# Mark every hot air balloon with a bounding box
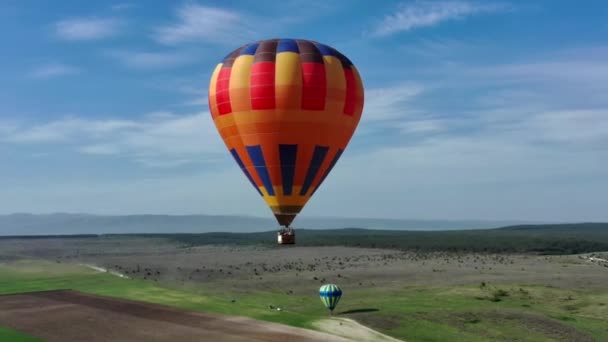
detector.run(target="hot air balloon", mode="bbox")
[208,39,364,244]
[319,283,342,314]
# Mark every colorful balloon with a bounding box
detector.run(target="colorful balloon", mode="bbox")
[208,38,364,228]
[319,283,342,313]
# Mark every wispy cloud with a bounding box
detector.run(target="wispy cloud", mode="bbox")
[448,47,608,113]
[398,37,484,60]
[352,107,608,181]
[368,1,506,37]
[134,158,196,169]
[0,169,259,216]
[79,144,121,155]
[111,3,136,11]
[510,109,608,146]
[1,113,225,168]
[329,43,608,219]
[2,117,138,143]
[362,84,426,123]
[139,77,209,107]
[54,17,122,41]
[3,119,76,143]
[0,123,17,136]
[105,50,196,69]
[322,102,607,221]
[471,61,608,84]
[153,2,336,46]
[155,4,255,45]
[27,63,80,79]
[398,119,447,134]
[180,96,208,107]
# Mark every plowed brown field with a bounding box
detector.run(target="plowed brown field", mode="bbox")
[0,290,348,342]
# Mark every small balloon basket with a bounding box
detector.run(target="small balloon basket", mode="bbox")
[277,227,296,245]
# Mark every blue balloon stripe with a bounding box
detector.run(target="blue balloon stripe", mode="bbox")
[300,146,329,196]
[246,145,276,196]
[230,149,263,196]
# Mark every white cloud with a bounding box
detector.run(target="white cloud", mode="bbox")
[397,37,486,61]
[515,109,608,145]
[54,17,122,41]
[311,104,607,221]
[398,119,446,134]
[153,2,337,46]
[28,63,80,79]
[2,118,140,143]
[155,4,255,45]
[134,158,196,169]
[180,96,208,107]
[344,104,608,189]
[362,84,426,123]
[1,112,225,168]
[369,1,506,37]
[119,113,221,157]
[4,40,608,220]
[471,61,608,85]
[415,45,608,96]
[145,111,176,120]
[318,43,608,220]
[140,77,209,100]
[106,50,196,69]
[0,123,16,135]
[111,3,135,11]
[3,119,78,143]
[383,122,600,185]
[79,144,120,155]
[0,169,265,216]
[176,85,205,95]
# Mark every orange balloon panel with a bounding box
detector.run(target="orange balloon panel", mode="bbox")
[208,39,364,227]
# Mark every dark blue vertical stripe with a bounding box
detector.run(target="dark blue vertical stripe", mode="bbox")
[240,42,260,55]
[313,42,335,56]
[279,144,298,195]
[299,146,329,196]
[277,39,299,53]
[312,149,343,196]
[246,145,275,196]
[230,149,263,196]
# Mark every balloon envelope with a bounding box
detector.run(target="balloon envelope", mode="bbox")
[319,283,342,312]
[208,38,364,227]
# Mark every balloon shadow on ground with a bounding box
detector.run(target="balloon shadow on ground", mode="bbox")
[338,308,379,315]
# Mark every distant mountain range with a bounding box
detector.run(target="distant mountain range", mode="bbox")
[0,213,556,236]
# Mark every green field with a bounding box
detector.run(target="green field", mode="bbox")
[3,223,608,256]
[1,261,607,342]
[168,223,608,254]
[4,223,599,254]
[0,327,42,342]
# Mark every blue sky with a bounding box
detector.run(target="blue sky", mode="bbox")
[1,0,607,222]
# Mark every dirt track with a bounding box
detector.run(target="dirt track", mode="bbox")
[0,290,349,342]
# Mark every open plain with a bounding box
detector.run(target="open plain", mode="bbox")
[1,232,608,341]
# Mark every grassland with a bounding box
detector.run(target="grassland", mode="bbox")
[1,224,607,341]
[0,327,42,342]
[171,223,608,254]
[13,222,599,254]
[1,231,607,342]
[1,262,607,341]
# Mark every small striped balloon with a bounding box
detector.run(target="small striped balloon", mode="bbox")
[319,284,342,313]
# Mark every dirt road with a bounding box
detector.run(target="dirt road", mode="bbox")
[0,290,349,342]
